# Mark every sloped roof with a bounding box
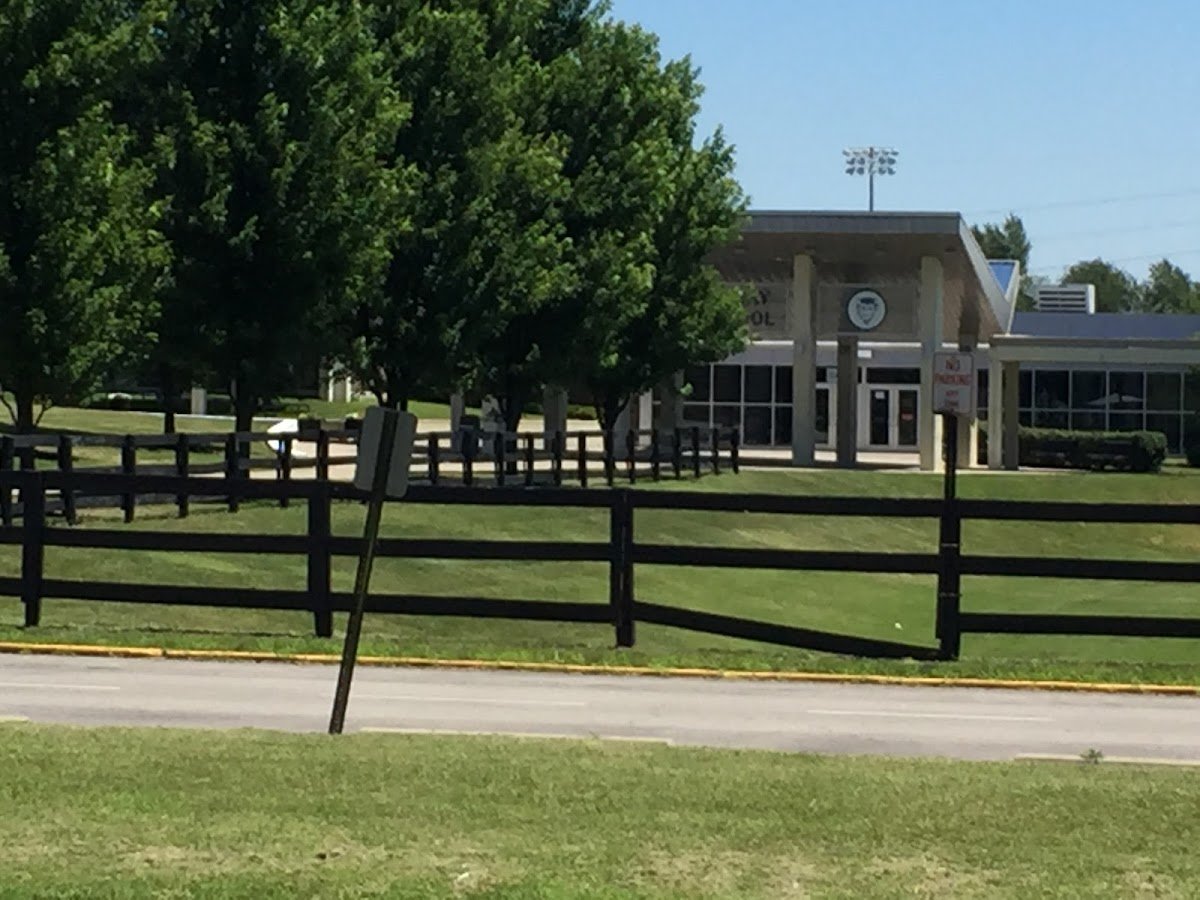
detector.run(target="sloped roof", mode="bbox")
[988,260,1017,296]
[1011,311,1200,341]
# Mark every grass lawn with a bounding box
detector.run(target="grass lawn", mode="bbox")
[2,724,1198,898]
[2,467,1199,684]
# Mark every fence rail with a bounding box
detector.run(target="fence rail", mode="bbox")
[2,470,1198,661]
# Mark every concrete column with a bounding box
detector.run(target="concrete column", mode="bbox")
[541,386,568,441]
[918,257,945,472]
[189,387,207,416]
[613,402,632,437]
[331,376,350,404]
[836,336,858,468]
[987,352,1002,469]
[957,340,979,469]
[1002,360,1020,470]
[790,254,817,466]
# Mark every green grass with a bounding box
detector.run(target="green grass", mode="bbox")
[1,724,1198,898]
[2,468,1199,684]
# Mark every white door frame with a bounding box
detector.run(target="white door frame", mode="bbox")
[857,384,920,449]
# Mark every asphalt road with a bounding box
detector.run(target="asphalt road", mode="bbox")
[2,653,1197,761]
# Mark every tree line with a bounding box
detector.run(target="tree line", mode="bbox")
[0,0,748,434]
[972,214,1200,314]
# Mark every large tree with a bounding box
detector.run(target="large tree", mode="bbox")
[1060,258,1142,313]
[0,0,170,432]
[343,0,571,415]
[1142,259,1199,314]
[148,0,404,431]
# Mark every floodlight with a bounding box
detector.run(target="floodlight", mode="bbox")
[843,146,899,210]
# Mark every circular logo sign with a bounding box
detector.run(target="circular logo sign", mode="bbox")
[847,289,887,331]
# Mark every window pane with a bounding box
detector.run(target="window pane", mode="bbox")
[745,366,772,403]
[681,404,710,426]
[1110,412,1144,432]
[1033,370,1069,409]
[1019,371,1033,408]
[1034,410,1068,429]
[814,389,830,444]
[1070,370,1106,409]
[1147,372,1182,411]
[816,367,829,384]
[1147,414,1183,453]
[978,369,989,411]
[1019,410,1032,426]
[775,366,793,403]
[774,408,793,447]
[866,367,920,385]
[1186,372,1200,411]
[1070,411,1106,432]
[685,365,710,402]
[713,366,741,403]
[1109,371,1145,410]
[713,405,740,428]
[743,406,772,445]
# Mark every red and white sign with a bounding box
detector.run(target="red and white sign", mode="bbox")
[932,352,976,418]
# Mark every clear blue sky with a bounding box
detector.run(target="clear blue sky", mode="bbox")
[607,0,1200,281]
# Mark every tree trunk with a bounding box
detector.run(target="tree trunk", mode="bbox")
[595,393,627,435]
[15,389,35,435]
[160,365,177,435]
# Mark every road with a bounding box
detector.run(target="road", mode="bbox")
[2,653,1197,761]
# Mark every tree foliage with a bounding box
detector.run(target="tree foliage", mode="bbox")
[1142,259,1199,314]
[0,0,170,431]
[1060,258,1142,313]
[972,213,1035,311]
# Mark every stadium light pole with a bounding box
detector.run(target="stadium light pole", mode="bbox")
[843,147,898,211]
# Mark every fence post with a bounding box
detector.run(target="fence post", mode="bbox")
[672,428,682,480]
[174,433,190,519]
[121,435,137,523]
[603,431,615,487]
[57,435,77,526]
[710,427,720,475]
[495,433,506,487]
[650,430,660,481]
[0,436,13,526]
[936,414,963,661]
[524,434,535,486]
[279,436,293,509]
[577,433,588,487]
[316,428,331,482]
[308,481,334,638]
[20,472,45,627]
[224,433,240,513]
[691,425,701,478]
[626,430,637,484]
[609,489,635,648]
[730,427,740,474]
[463,430,475,486]
[553,431,564,486]
[428,434,439,485]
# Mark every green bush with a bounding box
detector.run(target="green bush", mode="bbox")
[1020,427,1167,473]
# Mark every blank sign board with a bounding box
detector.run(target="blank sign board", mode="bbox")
[354,407,418,498]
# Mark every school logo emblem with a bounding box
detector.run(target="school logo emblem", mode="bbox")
[847,289,887,331]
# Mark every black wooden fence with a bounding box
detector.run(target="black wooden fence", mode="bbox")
[0,426,739,522]
[2,470,1198,662]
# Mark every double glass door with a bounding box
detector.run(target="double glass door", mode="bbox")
[864,387,918,448]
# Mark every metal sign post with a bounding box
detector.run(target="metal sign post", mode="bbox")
[329,407,416,735]
[932,351,973,661]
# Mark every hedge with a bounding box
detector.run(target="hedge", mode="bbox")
[1019,427,1167,473]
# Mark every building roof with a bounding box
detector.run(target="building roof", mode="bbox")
[1011,311,1200,341]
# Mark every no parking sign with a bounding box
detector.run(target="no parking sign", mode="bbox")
[933,352,975,419]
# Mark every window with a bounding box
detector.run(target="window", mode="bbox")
[1070,370,1106,410]
[1186,371,1200,411]
[712,405,740,428]
[685,365,710,402]
[744,366,772,403]
[1147,372,1182,411]
[743,406,772,445]
[713,366,741,402]
[775,366,793,403]
[774,408,793,447]
[1148,414,1183,453]
[1018,370,1033,408]
[1109,372,1145,410]
[866,367,920,385]
[1033,370,1069,409]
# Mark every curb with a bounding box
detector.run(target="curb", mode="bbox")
[0,640,1197,696]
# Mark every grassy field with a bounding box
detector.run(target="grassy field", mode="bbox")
[1,724,1198,898]
[2,467,1198,684]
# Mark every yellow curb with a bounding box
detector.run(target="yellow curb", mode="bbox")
[0,640,1197,696]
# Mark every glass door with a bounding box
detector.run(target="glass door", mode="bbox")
[868,388,890,446]
[897,389,918,447]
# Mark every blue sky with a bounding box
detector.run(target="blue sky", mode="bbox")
[606,0,1200,281]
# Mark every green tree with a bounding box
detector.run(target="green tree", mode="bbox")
[149,0,404,431]
[0,0,170,432]
[344,0,570,416]
[1142,259,1199,314]
[971,213,1035,311]
[1060,258,1142,313]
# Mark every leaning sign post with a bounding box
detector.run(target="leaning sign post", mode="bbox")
[932,351,975,661]
[328,406,417,735]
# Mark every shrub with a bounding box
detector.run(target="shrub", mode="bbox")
[1020,427,1167,473]
[1186,443,1200,467]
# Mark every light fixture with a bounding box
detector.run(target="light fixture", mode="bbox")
[843,147,899,210]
